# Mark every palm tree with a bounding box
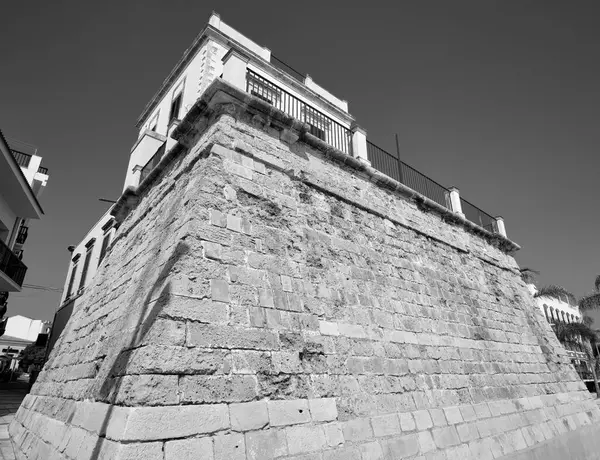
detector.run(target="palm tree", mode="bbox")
[534,284,577,306]
[534,278,600,396]
[554,321,600,397]
[579,275,600,312]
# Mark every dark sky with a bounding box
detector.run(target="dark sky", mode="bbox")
[1,1,599,323]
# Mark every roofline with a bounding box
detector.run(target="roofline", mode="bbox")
[136,23,354,129]
[0,129,45,216]
[135,24,211,129]
[69,205,115,256]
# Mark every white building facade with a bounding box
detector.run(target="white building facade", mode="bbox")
[527,284,590,382]
[47,209,116,354]
[60,208,116,306]
[2,315,50,342]
[0,315,51,356]
[125,12,354,191]
[0,133,48,320]
[527,284,582,325]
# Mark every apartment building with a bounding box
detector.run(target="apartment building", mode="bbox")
[46,209,115,353]
[0,132,48,322]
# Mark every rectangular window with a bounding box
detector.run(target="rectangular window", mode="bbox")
[169,93,182,123]
[99,230,111,265]
[66,262,78,300]
[78,239,95,293]
[99,220,114,265]
[148,111,159,132]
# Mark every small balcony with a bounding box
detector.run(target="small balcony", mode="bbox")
[124,130,167,190]
[15,226,28,246]
[246,70,352,155]
[0,239,27,291]
[11,150,31,168]
[140,143,167,183]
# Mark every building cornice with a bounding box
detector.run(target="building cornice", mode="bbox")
[136,24,354,130]
[135,26,211,129]
[116,79,520,256]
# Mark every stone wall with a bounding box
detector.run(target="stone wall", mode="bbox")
[10,80,600,459]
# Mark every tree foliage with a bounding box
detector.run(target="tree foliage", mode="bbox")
[535,285,577,306]
[519,268,540,285]
[554,322,597,346]
[579,276,600,312]
[18,344,45,368]
[579,293,600,312]
[583,316,595,327]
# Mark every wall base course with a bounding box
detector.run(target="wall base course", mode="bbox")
[10,79,600,459]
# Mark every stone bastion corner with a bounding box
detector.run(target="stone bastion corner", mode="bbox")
[9,79,600,460]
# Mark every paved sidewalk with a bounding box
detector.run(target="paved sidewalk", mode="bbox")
[0,376,29,460]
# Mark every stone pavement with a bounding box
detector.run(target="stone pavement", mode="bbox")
[0,376,29,460]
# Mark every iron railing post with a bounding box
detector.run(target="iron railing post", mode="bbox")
[395,134,404,184]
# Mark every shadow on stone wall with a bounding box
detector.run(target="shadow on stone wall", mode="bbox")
[86,239,189,459]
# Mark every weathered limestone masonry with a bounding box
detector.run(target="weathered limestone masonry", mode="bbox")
[11,79,600,460]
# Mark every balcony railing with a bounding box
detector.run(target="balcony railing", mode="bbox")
[366,141,499,231]
[367,141,451,209]
[460,198,497,233]
[246,70,352,155]
[11,150,31,168]
[10,149,47,174]
[15,226,28,246]
[0,239,27,287]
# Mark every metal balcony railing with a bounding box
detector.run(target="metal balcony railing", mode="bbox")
[367,141,451,209]
[366,141,499,231]
[246,70,352,155]
[10,149,47,174]
[15,226,28,245]
[0,239,27,287]
[11,150,31,168]
[460,198,497,233]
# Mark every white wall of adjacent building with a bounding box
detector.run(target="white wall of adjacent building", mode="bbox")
[527,284,582,324]
[60,208,116,305]
[0,155,47,250]
[3,315,49,341]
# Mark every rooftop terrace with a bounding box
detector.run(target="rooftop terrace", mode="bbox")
[138,13,507,239]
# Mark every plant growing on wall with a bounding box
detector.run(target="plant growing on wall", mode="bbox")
[519,267,540,285]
